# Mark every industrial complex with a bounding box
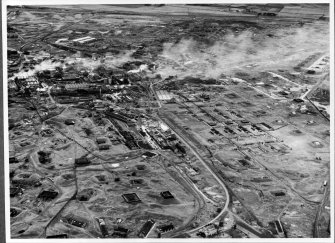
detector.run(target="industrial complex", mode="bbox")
[7,3,331,239]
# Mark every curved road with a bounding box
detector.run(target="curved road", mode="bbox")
[157,113,230,234]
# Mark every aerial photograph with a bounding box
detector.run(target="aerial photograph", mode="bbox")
[6,2,331,240]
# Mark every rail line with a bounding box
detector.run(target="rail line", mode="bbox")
[157,112,230,234]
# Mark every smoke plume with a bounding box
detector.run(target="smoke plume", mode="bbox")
[156,22,329,79]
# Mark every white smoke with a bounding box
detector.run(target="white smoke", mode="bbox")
[9,22,329,82]
[156,22,329,79]
[63,50,136,71]
[11,59,63,79]
[10,50,137,79]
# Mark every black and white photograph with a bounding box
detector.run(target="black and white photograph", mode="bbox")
[2,0,334,242]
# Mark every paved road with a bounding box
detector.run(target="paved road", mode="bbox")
[268,71,303,88]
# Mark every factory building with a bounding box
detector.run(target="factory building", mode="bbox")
[157,90,174,101]
[65,83,90,90]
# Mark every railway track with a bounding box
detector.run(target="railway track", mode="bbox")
[155,154,206,237]
[157,112,230,234]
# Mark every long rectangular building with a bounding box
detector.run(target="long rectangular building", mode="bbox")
[72,36,96,44]
[138,219,155,238]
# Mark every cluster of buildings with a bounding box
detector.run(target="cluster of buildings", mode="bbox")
[44,190,176,238]
[307,55,330,74]
[103,108,187,155]
[140,118,186,154]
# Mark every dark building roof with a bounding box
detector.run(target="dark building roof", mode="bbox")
[175,143,186,154]
[96,137,107,144]
[9,157,19,163]
[38,190,58,201]
[130,179,143,185]
[100,224,109,237]
[61,77,81,82]
[65,215,87,228]
[271,191,286,197]
[158,223,174,232]
[138,219,155,238]
[106,111,136,125]
[98,144,110,150]
[96,218,109,237]
[75,157,91,166]
[10,208,20,217]
[114,226,129,233]
[64,119,75,125]
[275,220,284,233]
[46,234,68,238]
[142,151,157,157]
[293,98,304,103]
[125,140,139,150]
[122,193,141,203]
[112,227,129,238]
[10,187,23,197]
[160,191,174,199]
